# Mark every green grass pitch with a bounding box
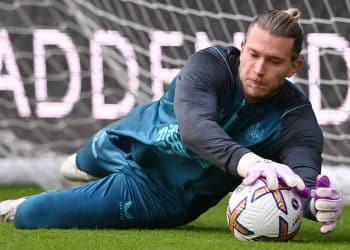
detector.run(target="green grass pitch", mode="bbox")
[0,186,349,250]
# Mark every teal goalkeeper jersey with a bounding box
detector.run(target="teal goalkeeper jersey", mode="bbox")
[104,45,323,214]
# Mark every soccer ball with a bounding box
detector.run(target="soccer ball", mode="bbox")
[226,178,303,241]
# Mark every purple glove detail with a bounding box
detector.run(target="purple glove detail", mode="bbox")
[317,175,330,188]
[311,175,343,234]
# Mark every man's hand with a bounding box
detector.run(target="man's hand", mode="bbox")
[310,175,343,234]
[243,159,305,191]
[237,152,305,191]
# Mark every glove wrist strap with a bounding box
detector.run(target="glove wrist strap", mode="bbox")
[237,152,263,177]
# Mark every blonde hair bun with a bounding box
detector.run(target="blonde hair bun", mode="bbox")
[284,8,301,21]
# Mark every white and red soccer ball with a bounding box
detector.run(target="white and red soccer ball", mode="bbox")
[227,178,303,241]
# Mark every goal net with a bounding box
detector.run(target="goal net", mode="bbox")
[0,0,349,199]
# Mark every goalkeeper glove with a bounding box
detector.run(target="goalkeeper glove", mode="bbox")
[310,175,343,234]
[237,152,305,191]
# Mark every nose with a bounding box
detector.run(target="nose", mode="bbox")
[253,58,266,76]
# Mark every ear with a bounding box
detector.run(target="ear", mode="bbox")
[287,57,303,78]
[240,40,246,60]
[240,40,246,51]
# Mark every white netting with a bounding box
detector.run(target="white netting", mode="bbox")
[0,0,349,200]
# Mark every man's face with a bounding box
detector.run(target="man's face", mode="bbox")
[239,25,303,104]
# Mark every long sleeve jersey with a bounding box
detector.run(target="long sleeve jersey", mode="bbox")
[174,46,323,188]
[106,45,324,218]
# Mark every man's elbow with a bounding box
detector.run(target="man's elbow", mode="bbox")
[179,127,201,151]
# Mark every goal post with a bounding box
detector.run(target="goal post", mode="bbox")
[0,0,349,200]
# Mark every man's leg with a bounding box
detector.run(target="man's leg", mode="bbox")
[14,172,146,229]
[60,128,129,182]
[13,164,190,229]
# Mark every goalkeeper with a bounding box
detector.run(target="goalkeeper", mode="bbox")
[0,8,342,233]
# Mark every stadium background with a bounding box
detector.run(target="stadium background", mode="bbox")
[0,0,349,201]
